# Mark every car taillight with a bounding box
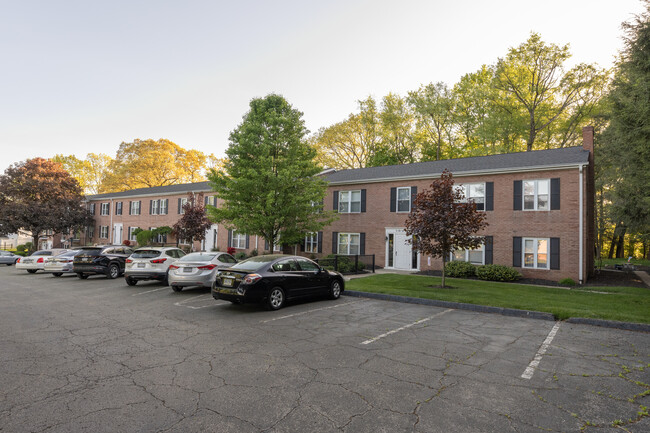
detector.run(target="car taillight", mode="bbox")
[197,264,216,270]
[126,259,133,263]
[151,258,167,264]
[243,274,262,284]
[37,257,44,263]
[16,258,21,263]
[169,265,179,270]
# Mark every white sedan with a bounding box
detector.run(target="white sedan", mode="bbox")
[16,249,70,273]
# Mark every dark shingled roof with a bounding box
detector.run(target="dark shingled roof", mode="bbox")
[87,181,212,200]
[323,146,589,184]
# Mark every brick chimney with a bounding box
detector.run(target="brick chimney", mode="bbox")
[582,125,594,155]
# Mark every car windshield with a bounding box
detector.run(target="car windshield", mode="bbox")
[179,253,217,262]
[79,248,103,255]
[230,255,279,272]
[60,250,81,257]
[132,250,161,259]
[32,251,52,256]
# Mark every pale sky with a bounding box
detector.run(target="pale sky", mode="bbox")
[0,0,645,171]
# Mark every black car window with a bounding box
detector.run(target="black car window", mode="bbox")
[125,248,133,255]
[165,250,175,258]
[134,250,161,259]
[296,258,320,272]
[103,248,115,255]
[219,254,237,264]
[272,259,298,272]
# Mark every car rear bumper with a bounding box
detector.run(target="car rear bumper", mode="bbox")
[125,271,167,281]
[73,265,108,275]
[212,286,264,303]
[168,274,213,287]
[44,265,74,273]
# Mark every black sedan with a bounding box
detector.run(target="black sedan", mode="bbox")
[212,254,344,310]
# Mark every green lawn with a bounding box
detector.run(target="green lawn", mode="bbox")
[346,274,650,324]
[598,257,650,267]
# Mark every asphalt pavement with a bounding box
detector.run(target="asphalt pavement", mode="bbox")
[0,266,648,432]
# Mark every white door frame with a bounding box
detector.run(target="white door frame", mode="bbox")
[202,224,219,251]
[385,227,419,271]
[113,223,123,245]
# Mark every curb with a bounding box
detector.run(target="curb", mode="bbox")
[342,290,650,333]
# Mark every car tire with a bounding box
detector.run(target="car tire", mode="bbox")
[5,263,12,266]
[171,285,182,292]
[162,271,169,286]
[107,264,120,279]
[77,273,88,279]
[125,277,137,286]
[266,287,285,311]
[52,273,63,277]
[27,269,37,274]
[329,279,342,300]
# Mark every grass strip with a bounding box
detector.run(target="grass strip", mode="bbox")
[346,274,650,324]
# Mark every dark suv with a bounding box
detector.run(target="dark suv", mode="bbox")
[73,246,134,279]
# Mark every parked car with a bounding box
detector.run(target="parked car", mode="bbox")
[212,254,344,310]
[168,252,237,292]
[0,251,20,266]
[73,245,134,279]
[43,249,82,276]
[15,249,69,273]
[124,247,187,286]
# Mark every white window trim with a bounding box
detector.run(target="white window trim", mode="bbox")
[100,203,110,216]
[232,231,246,249]
[337,233,360,255]
[450,243,485,265]
[523,179,550,211]
[131,201,141,215]
[396,187,411,213]
[159,199,168,215]
[151,200,159,215]
[99,226,109,239]
[457,183,486,211]
[522,237,550,270]
[179,198,188,215]
[305,233,318,253]
[338,190,361,214]
[129,227,139,242]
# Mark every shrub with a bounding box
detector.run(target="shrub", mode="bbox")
[324,254,365,273]
[122,239,131,246]
[235,251,247,261]
[250,249,258,257]
[559,278,577,286]
[16,243,32,253]
[476,264,521,282]
[445,261,477,278]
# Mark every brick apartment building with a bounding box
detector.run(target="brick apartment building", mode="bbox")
[82,127,596,283]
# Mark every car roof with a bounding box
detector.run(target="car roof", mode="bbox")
[133,246,180,252]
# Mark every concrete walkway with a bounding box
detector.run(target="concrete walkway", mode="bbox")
[634,270,650,288]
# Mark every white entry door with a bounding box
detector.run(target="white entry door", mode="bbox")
[113,223,123,245]
[202,224,218,251]
[386,228,417,270]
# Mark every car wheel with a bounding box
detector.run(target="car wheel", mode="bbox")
[107,264,120,279]
[162,271,169,286]
[329,279,342,300]
[125,277,137,286]
[5,263,11,266]
[27,269,37,274]
[52,273,63,277]
[171,285,182,292]
[266,287,285,311]
[77,273,88,279]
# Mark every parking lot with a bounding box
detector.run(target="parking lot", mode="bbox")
[1,266,649,433]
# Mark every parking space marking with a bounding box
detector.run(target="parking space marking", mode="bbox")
[132,287,169,296]
[521,322,561,380]
[260,300,361,323]
[173,294,216,309]
[361,309,453,345]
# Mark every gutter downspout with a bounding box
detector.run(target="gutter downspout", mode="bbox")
[579,165,584,284]
[110,199,114,245]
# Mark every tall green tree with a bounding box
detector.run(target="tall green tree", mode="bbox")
[0,158,93,251]
[208,94,334,252]
[408,82,457,161]
[601,3,650,259]
[368,93,421,166]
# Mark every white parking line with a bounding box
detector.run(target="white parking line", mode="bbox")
[361,309,453,345]
[173,294,215,309]
[260,301,361,323]
[521,322,561,380]
[131,287,169,296]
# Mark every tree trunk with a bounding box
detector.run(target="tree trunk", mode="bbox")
[607,223,621,259]
[441,255,446,288]
[615,228,626,258]
[31,233,39,253]
[527,114,536,151]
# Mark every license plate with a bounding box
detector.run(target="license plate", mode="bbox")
[222,278,233,287]
[137,263,145,268]
[183,267,192,273]
[83,257,90,262]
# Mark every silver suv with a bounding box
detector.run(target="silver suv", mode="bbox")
[124,247,186,286]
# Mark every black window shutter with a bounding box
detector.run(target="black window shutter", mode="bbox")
[227,230,232,248]
[213,195,217,207]
[485,182,494,211]
[361,189,366,212]
[513,237,522,267]
[513,181,522,210]
[390,187,397,212]
[149,200,153,214]
[318,231,323,253]
[164,199,168,214]
[550,238,560,269]
[411,186,417,211]
[551,178,560,210]
[178,198,182,214]
[246,235,250,249]
[332,232,338,254]
[129,201,132,215]
[138,201,141,214]
[333,191,339,211]
[360,232,366,255]
[300,237,305,252]
[128,227,131,240]
[484,236,493,264]
[264,240,269,251]
[205,196,208,206]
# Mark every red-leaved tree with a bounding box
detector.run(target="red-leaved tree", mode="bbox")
[172,192,212,251]
[405,169,488,287]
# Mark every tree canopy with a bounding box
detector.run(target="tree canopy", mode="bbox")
[405,170,488,287]
[0,158,93,251]
[208,94,334,252]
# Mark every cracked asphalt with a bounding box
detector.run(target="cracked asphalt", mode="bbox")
[0,266,648,433]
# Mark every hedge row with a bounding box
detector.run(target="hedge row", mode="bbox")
[444,262,521,282]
